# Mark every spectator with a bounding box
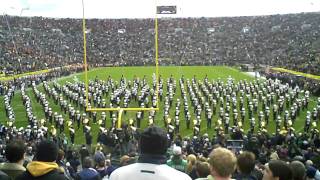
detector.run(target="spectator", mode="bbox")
[306,165,320,180]
[119,155,131,167]
[95,158,108,179]
[0,170,10,180]
[207,147,237,180]
[24,146,34,165]
[105,159,117,178]
[263,160,292,180]
[269,152,280,161]
[57,149,72,179]
[94,145,106,166]
[16,140,67,180]
[194,161,211,180]
[235,151,263,180]
[289,161,306,180]
[76,157,101,180]
[69,151,81,177]
[186,154,197,178]
[0,139,26,179]
[109,126,191,180]
[167,146,188,172]
[66,162,77,179]
[80,145,90,164]
[186,154,197,172]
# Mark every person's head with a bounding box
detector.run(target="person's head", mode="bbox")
[120,155,131,166]
[26,146,33,156]
[106,159,111,166]
[289,161,305,180]
[237,151,256,175]
[139,126,168,155]
[306,165,320,179]
[83,157,93,169]
[172,146,182,158]
[97,159,106,168]
[35,140,58,162]
[270,152,279,161]
[57,149,65,162]
[5,140,26,163]
[208,147,237,179]
[263,160,292,180]
[305,160,313,167]
[195,161,211,178]
[187,154,197,165]
[186,154,197,173]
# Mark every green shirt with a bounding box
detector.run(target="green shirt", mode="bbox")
[166,157,188,172]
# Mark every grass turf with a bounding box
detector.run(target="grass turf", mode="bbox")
[0,66,318,144]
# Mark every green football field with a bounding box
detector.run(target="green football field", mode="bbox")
[0,66,318,144]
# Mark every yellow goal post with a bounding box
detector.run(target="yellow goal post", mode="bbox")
[81,0,164,128]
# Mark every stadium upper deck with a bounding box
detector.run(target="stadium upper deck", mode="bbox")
[0,12,319,75]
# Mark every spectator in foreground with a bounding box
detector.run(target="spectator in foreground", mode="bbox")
[80,145,90,164]
[186,154,198,179]
[207,147,237,180]
[109,126,191,180]
[305,163,320,180]
[16,140,67,180]
[105,159,117,178]
[186,154,197,175]
[95,157,108,179]
[0,170,10,180]
[167,145,188,172]
[57,149,72,179]
[289,161,306,180]
[119,155,132,167]
[194,161,211,180]
[235,151,263,180]
[76,157,101,180]
[262,160,292,180]
[0,140,26,179]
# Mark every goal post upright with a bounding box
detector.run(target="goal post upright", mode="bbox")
[81,0,162,128]
[82,0,89,111]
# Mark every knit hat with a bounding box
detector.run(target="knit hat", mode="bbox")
[35,140,58,162]
[306,166,318,179]
[94,151,105,164]
[139,126,168,155]
[173,146,182,156]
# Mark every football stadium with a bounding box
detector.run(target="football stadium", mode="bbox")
[0,0,320,179]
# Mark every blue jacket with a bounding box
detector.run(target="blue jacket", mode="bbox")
[77,168,101,180]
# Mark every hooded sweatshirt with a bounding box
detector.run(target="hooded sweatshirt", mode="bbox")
[27,161,59,177]
[16,161,66,180]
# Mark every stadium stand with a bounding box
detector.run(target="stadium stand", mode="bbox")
[0,12,320,180]
[0,13,319,75]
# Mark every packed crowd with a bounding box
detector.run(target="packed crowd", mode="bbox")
[1,12,319,75]
[1,11,320,180]
[1,71,320,179]
[0,125,319,180]
[0,64,83,95]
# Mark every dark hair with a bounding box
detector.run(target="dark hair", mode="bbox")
[98,159,106,167]
[139,126,168,155]
[237,151,256,175]
[83,157,93,168]
[268,160,293,180]
[35,140,58,162]
[5,140,26,163]
[290,161,306,180]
